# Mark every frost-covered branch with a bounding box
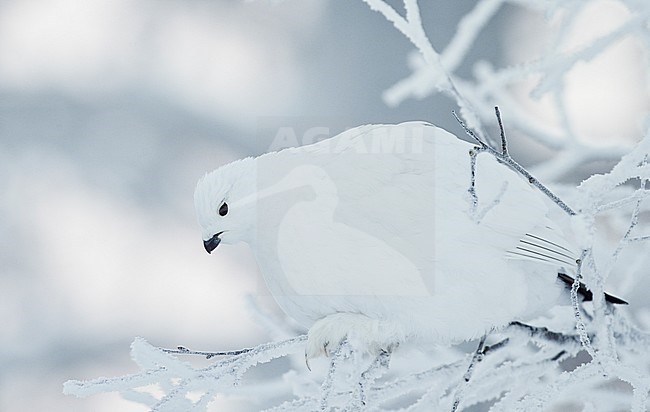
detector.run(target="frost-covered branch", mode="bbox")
[453,100,650,409]
[63,306,650,410]
[362,0,485,134]
[454,108,576,216]
[64,336,307,411]
[370,0,650,178]
[454,95,647,406]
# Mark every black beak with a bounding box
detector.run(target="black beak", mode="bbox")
[203,233,222,254]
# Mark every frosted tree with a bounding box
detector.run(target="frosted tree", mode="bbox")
[64,1,650,411]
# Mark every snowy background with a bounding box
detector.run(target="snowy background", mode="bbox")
[2,0,649,411]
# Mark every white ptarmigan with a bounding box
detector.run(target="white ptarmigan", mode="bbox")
[193,122,624,359]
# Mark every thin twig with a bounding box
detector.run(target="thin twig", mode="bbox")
[507,322,582,349]
[319,341,349,411]
[495,106,508,156]
[606,156,649,274]
[355,348,393,407]
[467,146,481,214]
[161,346,253,359]
[571,251,597,358]
[464,335,487,382]
[453,110,486,147]
[453,108,577,216]
[451,335,487,412]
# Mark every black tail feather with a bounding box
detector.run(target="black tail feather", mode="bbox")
[557,273,628,305]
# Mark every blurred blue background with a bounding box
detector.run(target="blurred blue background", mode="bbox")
[1,0,647,410]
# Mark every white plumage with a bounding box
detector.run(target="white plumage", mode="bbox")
[194,122,580,359]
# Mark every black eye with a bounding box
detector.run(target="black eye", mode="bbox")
[218,202,229,216]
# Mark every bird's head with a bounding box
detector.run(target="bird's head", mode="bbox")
[194,157,257,254]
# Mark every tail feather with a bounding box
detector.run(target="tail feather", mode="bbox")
[557,273,628,305]
[505,225,579,269]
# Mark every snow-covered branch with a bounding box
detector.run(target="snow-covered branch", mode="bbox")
[374,0,650,179]
[63,310,650,410]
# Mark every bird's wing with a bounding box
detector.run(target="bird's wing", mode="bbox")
[286,122,577,280]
